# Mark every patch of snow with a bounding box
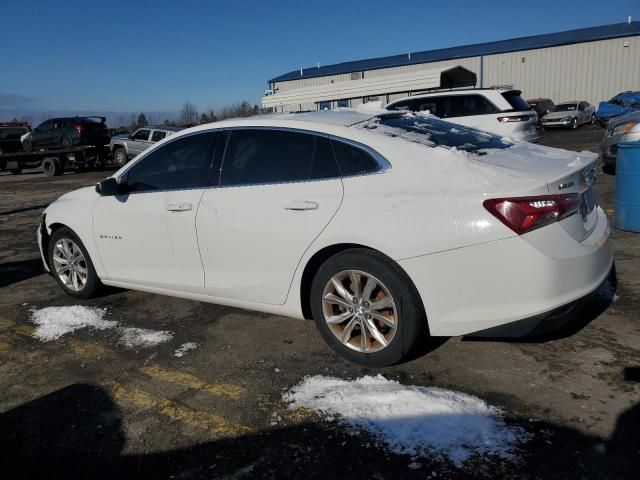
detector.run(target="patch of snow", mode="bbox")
[30,306,116,342]
[284,375,528,467]
[120,327,173,349]
[174,342,199,357]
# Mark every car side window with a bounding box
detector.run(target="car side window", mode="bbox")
[331,139,379,176]
[151,131,167,142]
[220,129,339,186]
[133,129,150,141]
[388,99,414,111]
[125,132,216,192]
[37,121,50,132]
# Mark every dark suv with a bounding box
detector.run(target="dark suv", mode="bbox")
[527,98,555,125]
[0,123,31,154]
[23,116,109,152]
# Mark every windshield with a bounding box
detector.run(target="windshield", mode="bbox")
[354,113,513,155]
[553,103,578,112]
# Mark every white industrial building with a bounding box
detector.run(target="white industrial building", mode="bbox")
[262,21,640,113]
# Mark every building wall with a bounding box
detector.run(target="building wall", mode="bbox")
[269,35,639,110]
[482,35,640,105]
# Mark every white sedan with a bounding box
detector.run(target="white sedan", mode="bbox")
[38,110,612,366]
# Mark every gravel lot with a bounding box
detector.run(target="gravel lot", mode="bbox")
[0,125,638,479]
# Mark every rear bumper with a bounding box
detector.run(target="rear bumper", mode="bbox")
[399,207,612,336]
[600,131,640,164]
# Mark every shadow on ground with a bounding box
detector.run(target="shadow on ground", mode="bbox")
[0,258,45,288]
[0,382,637,479]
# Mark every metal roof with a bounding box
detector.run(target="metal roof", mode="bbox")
[269,21,640,83]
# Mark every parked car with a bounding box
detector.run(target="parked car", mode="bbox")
[109,126,183,165]
[527,98,555,125]
[22,117,109,152]
[541,101,595,129]
[596,91,640,126]
[385,88,538,142]
[38,110,611,366]
[600,111,640,168]
[0,123,31,154]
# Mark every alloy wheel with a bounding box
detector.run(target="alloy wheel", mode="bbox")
[52,238,88,292]
[322,270,398,353]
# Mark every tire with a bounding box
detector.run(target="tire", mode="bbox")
[61,136,72,149]
[590,114,595,125]
[310,248,427,367]
[23,139,32,152]
[113,148,128,166]
[42,157,62,177]
[571,117,578,129]
[48,227,102,299]
[10,169,22,175]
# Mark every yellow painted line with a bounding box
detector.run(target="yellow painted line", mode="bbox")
[106,381,250,435]
[0,318,15,329]
[14,325,35,337]
[0,340,11,353]
[69,339,111,357]
[141,365,245,400]
[605,208,615,214]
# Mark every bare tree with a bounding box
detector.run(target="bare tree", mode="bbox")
[179,102,198,125]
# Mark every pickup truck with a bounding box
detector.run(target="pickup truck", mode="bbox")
[109,126,183,165]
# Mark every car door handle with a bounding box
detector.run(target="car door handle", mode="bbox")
[166,202,193,212]
[284,201,319,211]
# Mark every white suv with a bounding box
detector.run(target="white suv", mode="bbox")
[385,88,538,142]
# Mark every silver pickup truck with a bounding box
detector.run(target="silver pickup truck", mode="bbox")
[109,126,183,165]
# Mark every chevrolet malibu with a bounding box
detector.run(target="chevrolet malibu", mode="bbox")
[38,111,612,366]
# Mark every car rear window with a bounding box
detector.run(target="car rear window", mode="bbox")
[501,91,532,112]
[355,113,513,155]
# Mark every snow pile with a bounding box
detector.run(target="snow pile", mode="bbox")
[284,375,528,466]
[174,342,199,357]
[30,306,116,341]
[119,327,173,348]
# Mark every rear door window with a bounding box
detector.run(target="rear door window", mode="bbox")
[152,131,167,142]
[220,129,340,186]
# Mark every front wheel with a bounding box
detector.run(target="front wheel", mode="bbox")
[61,136,73,149]
[590,114,595,125]
[48,227,102,298]
[22,139,32,152]
[310,249,427,366]
[571,117,578,129]
[113,148,128,166]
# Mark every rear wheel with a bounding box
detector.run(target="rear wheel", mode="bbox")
[48,227,101,298]
[42,157,62,177]
[590,113,595,125]
[310,249,427,366]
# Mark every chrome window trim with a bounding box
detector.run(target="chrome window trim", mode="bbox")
[114,125,391,194]
[212,126,391,190]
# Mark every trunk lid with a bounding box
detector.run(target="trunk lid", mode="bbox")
[478,142,599,241]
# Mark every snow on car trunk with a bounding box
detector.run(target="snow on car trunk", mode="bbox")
[284,375,529,466]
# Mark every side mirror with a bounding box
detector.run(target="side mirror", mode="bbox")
[128,134,134,140]
[95,177,120,196]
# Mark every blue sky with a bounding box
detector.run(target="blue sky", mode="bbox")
[2,0,638,116]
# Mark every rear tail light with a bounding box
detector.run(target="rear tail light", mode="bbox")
[483,194,581,235]
[497,115,534,123]
[75,124,83,134]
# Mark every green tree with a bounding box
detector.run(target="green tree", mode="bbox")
[137,112,149,127]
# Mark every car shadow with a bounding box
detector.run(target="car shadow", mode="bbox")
[0,258,45,288]
[0,380,637,479]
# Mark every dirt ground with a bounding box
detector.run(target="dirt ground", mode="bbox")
[0,125,638,479]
